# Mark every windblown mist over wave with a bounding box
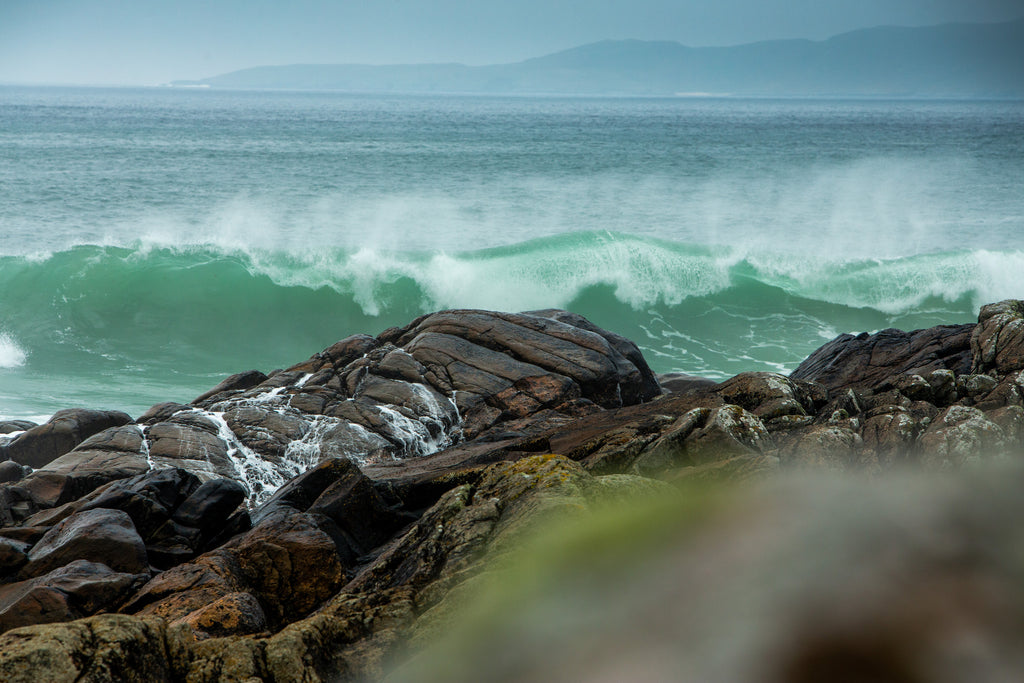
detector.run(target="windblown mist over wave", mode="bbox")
[2,90,1022,420]
[1,231,1015,419]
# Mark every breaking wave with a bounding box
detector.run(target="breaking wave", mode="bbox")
[0,231,1018,419]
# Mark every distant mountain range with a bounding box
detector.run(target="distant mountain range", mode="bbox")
[173,18,1024,97]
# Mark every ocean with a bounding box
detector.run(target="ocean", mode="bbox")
[1,86,1022,422]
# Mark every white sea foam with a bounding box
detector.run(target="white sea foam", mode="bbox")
[192,408,284,503]
[0,333,27,369]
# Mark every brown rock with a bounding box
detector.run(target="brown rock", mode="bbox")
[971,299,1024,376]
[0,560,146,634]
[791,324,973,393]
[0,536,30,576]
[21,508,148,579]
[3,409,133,469]
[172,590,267,639]
[16,425,150,510]
[191,369,269,405]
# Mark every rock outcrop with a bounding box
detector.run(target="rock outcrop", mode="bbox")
[0,303,1023,681]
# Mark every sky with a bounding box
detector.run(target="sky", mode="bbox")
[1,0,1023,86]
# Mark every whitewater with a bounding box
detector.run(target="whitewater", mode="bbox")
[1,86,1022,420]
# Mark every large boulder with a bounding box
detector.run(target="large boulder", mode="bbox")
[20,508,149,579]
[971,300,1024,377]
[16,425,150,510]
[3,410,133,469]
[0,560,146,634]
[791,324,973,393]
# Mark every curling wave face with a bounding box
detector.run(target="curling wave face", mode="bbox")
[2,231,1015,419]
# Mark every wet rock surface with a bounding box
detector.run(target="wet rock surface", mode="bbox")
[1,304,1023,681]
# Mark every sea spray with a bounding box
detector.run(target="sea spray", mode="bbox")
[0,333,27,369]
[3,234,1015,420]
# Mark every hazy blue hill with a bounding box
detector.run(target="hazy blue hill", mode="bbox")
[175,18,1024,97]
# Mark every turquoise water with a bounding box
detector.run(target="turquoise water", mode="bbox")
[1,86,1022,420]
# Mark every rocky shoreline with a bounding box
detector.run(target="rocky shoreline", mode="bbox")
[1,302,1023,681]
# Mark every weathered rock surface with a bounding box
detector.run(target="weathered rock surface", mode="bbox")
[0,560,147,634]
[15,424,150,511]
[1,304,1024,681]
[791,324,973,393]
[20,508,148,579]
[1,409,133,469]
[971,299,1024,376]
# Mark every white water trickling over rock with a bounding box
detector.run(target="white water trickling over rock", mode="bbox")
[191,408,286,504]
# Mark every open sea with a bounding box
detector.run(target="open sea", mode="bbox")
[1,86,1022,421]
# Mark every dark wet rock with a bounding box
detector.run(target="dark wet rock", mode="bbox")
[859,409,921,466]
[971,300,1024,376]
[791,324,973,393]
[16,425,150,509]
[256,457,408,561]
[686,404,773,463]
[568,414,677,475]
[0,560,146,634]
[3,409,133,469]
[18,468,244,572]
[78,469,201,542]
[388,309,660,410]
[884,373,934,403]
[0,526,49,545]
[656,372,718,395]
[0,537,30,576]
[21,508,148,579]
[136,401,189,425]
[146,417,234,478]
[0,487,35,529]
[123,507,345,635]
[223,404,309,458]
[863,389,912,414]
[630,408,710,476]
[191,369,270,405]
[526,308,662,403]
[973,370,1024,412]
[0,420,36,435]
[171,478,246,530]
[0,461,27,484]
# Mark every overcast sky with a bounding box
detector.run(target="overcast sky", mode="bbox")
[1,0,1022,85]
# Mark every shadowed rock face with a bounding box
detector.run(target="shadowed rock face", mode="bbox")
[790,324,974,393]
[1,304,1024,681]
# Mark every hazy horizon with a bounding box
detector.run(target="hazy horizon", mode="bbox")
[2,0,1023,86]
